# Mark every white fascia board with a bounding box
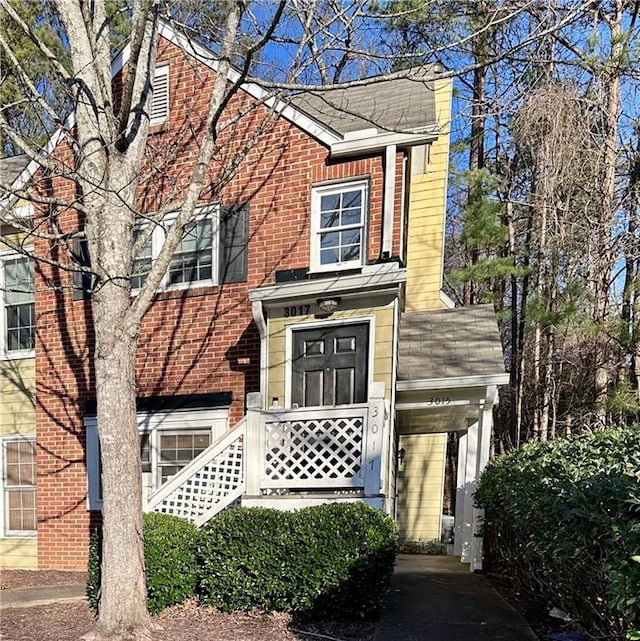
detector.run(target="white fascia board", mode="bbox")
[396,373,510,392]
[249,263,406,305]
[330,129,438,158]
[157,22,340,148]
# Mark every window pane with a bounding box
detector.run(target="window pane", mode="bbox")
[168,219,213,285]
[320,194,340,213]
[320,232,339,249]
[341,191,361,209]
[320,248,340,265]
[4,258,35,351]
[157,431,211,486]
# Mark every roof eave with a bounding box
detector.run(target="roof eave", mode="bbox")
[396,373,510,391]
[329,128,439,158]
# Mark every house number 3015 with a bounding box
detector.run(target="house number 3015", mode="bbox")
[284,305,311,317]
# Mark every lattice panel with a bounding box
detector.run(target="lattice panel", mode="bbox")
[264,416,363,482]
[154,439,244,523]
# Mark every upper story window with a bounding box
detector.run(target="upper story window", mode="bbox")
[311,180,368,272]
[1,254,35,358]
[131,204,249,292]
[150,64,169,126]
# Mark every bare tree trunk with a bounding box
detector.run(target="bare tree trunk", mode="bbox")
[593,0,623,423]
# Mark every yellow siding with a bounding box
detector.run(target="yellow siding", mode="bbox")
[396,433,447,546]
[405,78,452,312]
[0,359,36,436]
[267,305,395,405]
[0,538,38,569]
[1,227,38,569]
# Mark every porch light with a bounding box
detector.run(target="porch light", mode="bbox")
[317,297,341,313]
[398,447,406,464]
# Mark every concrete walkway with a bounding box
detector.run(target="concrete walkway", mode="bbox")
[0,583,86,608]
[374,554,539,641]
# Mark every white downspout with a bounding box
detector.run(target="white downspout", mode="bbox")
[382,144,397,258]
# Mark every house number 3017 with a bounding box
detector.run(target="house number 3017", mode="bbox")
[427,397,451,406]
[284,305,311,317]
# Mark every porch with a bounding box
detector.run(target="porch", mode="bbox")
[144,383,395,525]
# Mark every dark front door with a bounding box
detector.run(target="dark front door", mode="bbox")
[292,323,369,407]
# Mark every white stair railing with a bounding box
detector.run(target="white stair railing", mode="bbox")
[146,417,247,527]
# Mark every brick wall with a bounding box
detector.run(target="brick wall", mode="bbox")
[33,35,405,569]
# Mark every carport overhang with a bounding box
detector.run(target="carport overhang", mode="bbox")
[395,306,509,571]
[395,372,509,571]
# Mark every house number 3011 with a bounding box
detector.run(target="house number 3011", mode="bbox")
[284,305,311,317]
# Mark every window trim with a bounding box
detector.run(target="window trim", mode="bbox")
[310,179,368,273]
[0,250,35,360]
[0,435,37,538]
[86,408,229,511]
[133,207,219,293]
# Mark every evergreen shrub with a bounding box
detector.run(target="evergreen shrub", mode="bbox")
[87,512,199,614]
[476,426,640,637]
[197,502,398,619]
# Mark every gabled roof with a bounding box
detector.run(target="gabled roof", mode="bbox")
[290,71,438,137]
[157,21,441,155]
[4,22,445,193]
[398,305,506,383]
[0,154,30,186]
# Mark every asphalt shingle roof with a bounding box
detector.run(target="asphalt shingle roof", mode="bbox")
[398,305,506,381]
[0,154,30,186]
[290,68,439,136]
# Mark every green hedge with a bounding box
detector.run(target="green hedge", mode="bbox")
[476,426,640,638]
[197,503,398,620]
[88,512,199,614]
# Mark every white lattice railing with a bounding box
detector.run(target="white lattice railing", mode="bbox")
[146,383,389,526]
[260,406,367,489]
[146,417,246,527]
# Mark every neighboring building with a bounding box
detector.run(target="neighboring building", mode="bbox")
[0,154,37,568]
[1,23,507,571]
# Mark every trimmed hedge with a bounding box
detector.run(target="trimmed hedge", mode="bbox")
[476,426,640,638]
[197,503,398,620]
[88,512,199,614]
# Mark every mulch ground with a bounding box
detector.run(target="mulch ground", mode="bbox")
[0,571,374,641]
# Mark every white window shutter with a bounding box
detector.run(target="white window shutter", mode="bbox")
[150,65,169,125]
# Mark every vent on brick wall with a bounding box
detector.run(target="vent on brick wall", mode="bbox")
[150,65,169,126]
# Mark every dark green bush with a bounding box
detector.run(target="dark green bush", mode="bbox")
[88,512,199,614]
[197,502,398,620]
[476,426,640,638]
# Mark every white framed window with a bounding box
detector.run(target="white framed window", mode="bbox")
[311,180,368,272]
[86,408,228,510]
[0,436,37,537]
[132,208,218,291]
[150,64,169,126]
[1,253,35,359]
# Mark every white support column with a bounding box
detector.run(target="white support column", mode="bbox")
[245,392,263,497]
[364,382,386,497]
[471,386,498,571]
[453,429,468,557]
[460,421,478,564]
